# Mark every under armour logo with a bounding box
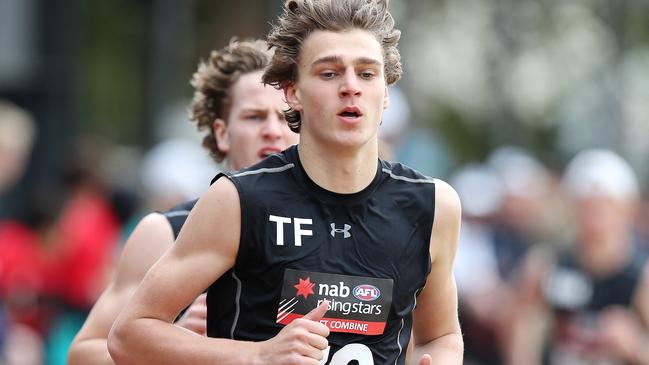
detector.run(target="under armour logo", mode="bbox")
[330,223,351,238]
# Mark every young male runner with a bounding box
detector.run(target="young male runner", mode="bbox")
[109,1,463,364]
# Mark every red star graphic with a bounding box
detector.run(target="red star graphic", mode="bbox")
[294,277,316,299]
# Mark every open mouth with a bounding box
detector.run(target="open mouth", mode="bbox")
[338,107,363,119]
[339,111,360,118]
[258,147,281,159]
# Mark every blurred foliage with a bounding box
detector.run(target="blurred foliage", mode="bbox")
[73,0,148,144]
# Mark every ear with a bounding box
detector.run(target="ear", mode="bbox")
[383,86,390,110]
[213,118,230,154]
[284,82,303,112]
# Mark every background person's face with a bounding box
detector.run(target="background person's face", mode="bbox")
[215,71,298,170]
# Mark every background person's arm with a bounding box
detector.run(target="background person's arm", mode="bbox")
[68,211,209,365]
[68,213,175,365]
[107,178,331,365]
[411,180,464,365]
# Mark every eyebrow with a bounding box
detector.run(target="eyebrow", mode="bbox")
[239,108,267,114]
[310,56,382,70]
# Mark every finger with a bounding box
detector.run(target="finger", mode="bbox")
[195,293,207,305]
[189,305,207,319]
[306,332,329,350]
[303,300,329,321]
[299,343,327,361]
[418,354,432,365]
[295,319,330,338]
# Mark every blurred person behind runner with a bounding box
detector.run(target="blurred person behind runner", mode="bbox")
[68,38,299,365]
[506,149,649,365]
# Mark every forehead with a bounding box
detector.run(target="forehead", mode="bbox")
[298,29,384,69]
[230,71,284,109]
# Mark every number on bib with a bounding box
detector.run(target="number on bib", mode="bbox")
[319,343,374,365]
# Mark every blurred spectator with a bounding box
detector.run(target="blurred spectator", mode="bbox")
[0,103,52,365]
[487,146,555,279]
[452,163,507,365]
[139,137,217,213]
[506,149,649,365]
[0,101,36,217]
[452,147,556,365]
[42,139,120,365]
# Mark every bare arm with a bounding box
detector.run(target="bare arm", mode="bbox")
[503,248,552,365]
[597,261,649,365]
[410,180,464,364]
[68,213,176,365]
[107,178,330,365]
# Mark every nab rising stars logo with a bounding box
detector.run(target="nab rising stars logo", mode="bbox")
[330,223,351,238]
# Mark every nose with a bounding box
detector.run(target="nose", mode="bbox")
[339,69,362,98]
[262,114,283,140]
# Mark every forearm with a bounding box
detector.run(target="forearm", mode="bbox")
[411,333,463,365]
[68,338,115,365]
[108,317,259,365]
[628,334,649,365]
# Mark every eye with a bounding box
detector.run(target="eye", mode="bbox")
[242,113,263,121]
[320,71,338,79]
[359,71,376,80]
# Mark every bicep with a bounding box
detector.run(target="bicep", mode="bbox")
[122,178,241,323]
[74,213,175,341]
[412,180,462,344]
[112,212,175,290]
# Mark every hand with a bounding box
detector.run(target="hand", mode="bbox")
[597,307,644,361]
[175,293,207,336]
[256,300,330,365]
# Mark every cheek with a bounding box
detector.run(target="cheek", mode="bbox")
[285,131,299,144]
[229,123,260,142]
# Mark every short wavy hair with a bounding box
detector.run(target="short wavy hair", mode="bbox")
[263,0,402,133]
[189,39,272,162]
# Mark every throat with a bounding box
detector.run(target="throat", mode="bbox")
[297,144,377,194]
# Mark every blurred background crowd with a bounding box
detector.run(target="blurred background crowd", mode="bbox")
[1,1,648,364]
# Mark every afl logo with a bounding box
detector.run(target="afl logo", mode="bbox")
[353,285,381,301]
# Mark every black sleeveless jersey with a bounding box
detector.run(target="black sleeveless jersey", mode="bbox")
[543,249,647,364]
[162,199,198,239]
[206,145,436,365]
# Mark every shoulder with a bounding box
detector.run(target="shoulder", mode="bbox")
[380,159,436,185]
[113,212,174,288]
[227,148,295,180]
[429,179,462,258]
[433,179,461,225]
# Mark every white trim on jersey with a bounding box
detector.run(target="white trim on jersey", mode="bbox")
[395,287,423,365]
[382,168,436,184]
[232,163,295,178]
[163,210,191,218]
[395,318,405,365]
[230,271,243,339]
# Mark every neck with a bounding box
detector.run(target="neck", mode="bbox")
[297,137,379,194]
